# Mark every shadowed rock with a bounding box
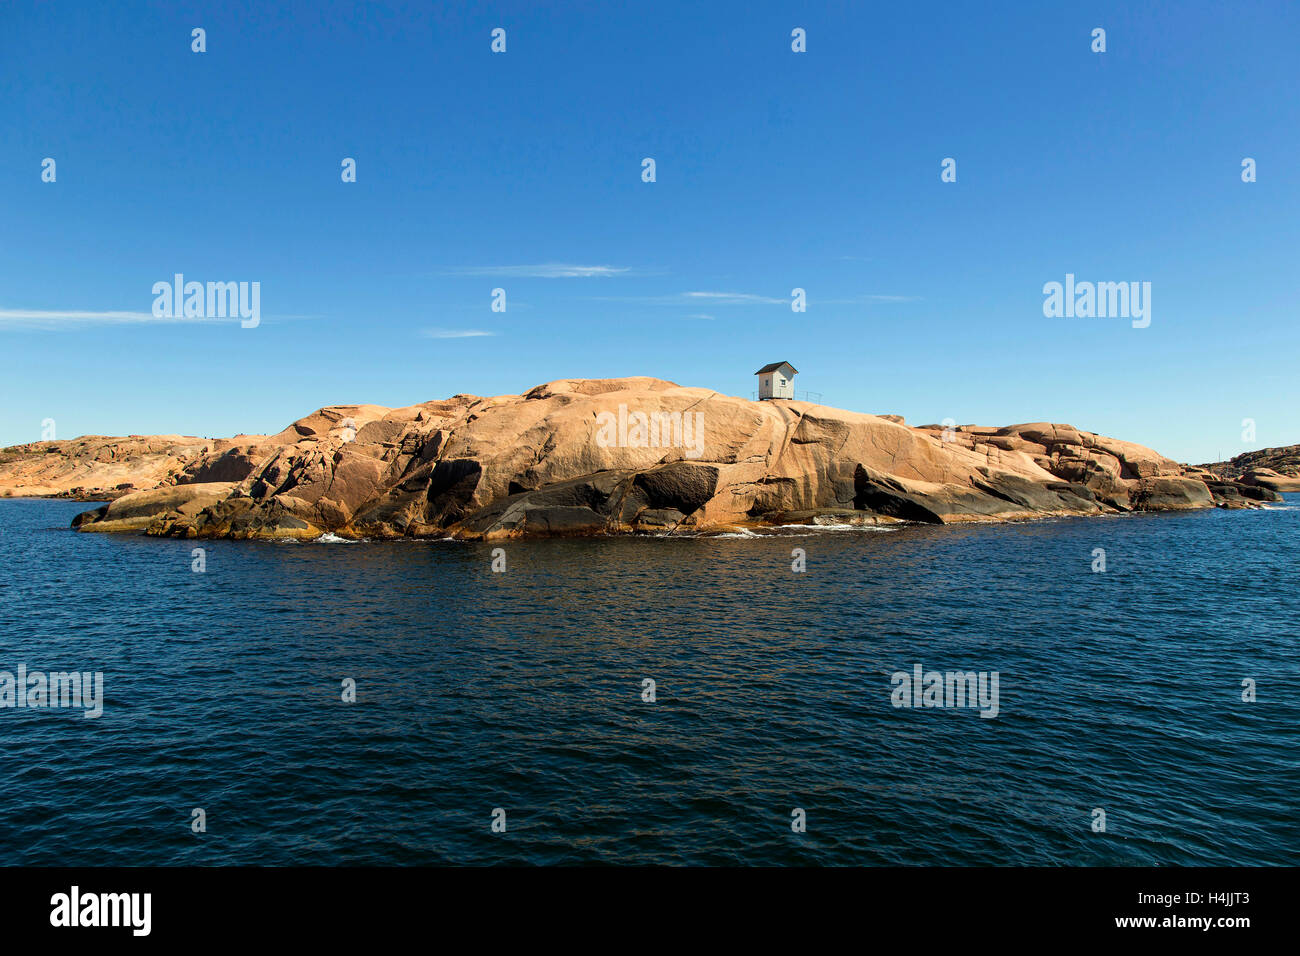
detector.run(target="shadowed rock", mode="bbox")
[38,377,1285,540]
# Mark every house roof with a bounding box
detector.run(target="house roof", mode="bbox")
[755,362,798,375]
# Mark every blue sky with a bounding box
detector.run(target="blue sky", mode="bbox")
[2,0,1297,463]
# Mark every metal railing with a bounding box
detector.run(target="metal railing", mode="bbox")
[751,389,824,402]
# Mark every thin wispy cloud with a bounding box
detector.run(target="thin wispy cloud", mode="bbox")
[0,308,230,330]
[682,291,787,305]
[421,328,497,339]
[689,292,916,305]
[686,313,715,320]
[585,291,787,306]
[585,291,917,308]
[819,294,919,304]
[439,263,632,279]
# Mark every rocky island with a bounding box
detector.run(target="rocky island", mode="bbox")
[0,378,1284,540]
[1195,445,1300,493]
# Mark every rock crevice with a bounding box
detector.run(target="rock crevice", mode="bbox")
[0,378,1277,539]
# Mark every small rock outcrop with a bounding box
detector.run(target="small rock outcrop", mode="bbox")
[5,377,1278,540]
[1196,445,1300,492]
[0,435,213,499]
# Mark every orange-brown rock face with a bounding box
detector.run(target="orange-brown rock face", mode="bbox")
[0,435,212,499]
[48,377,1281,539]
[1196,445,1300,492]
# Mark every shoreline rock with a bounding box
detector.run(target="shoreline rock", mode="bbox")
[1195,445,1300,493]
[0,378,1282,540]
[0,435,214,501]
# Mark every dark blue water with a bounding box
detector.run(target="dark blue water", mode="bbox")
[1,498,1296,865]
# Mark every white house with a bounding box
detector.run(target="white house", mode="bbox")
[755,362,797,400]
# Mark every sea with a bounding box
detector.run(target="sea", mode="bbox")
[1,497,1296,865]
